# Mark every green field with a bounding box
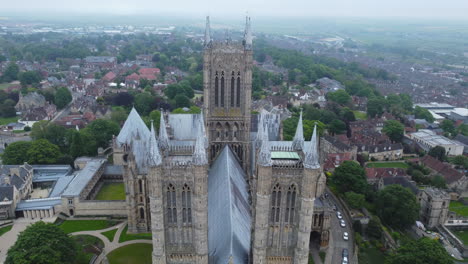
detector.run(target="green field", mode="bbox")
[453,230,468,245]
[119,225,152,242]
[366,162,409,169]
[0,225,13,236]
[101,228,118,242]
[58,220,119,234]
[95,183,126,200]
[353,111,368,120]
[107,243,152,264]
[450,201,468,217]
[0,116,19,126]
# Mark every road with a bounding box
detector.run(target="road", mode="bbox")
[325,189,355,264]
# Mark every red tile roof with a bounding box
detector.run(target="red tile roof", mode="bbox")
[419,155,463,184]
[366,167,407,180]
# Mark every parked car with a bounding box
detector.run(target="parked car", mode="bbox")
[340,219,346,227]
[342,248,349,258]
[343,232,349,241]
[337,211,343,219]
[342,256,348,264]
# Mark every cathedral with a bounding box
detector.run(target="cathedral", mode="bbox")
[113,16,330,264]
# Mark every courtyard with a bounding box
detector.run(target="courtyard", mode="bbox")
[95,182,126,200]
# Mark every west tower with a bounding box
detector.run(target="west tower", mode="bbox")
[203,16,253,171]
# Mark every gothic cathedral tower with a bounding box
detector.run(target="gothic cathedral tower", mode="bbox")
[203,16,253,171]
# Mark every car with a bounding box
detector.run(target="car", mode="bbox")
[340,219,346,227]
[343,232,349,241]
[336,211,343,219]
[332,205,337,211]
[342,248,349,258]
[342,256,348,264]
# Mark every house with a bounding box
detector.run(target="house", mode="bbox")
[453,134,468,154]
[0,164,34,219]
[408,129,464,156]
[366,167,407,186]
[19,103,57,127]
[138,68,160,81]
[381,176,419,194]
[323,153,354,172]
[357,143,403,161]
[6,122,26,131]
[125,73,140,89]
[102,72,117,82]
[15,92,46,113]
[84,56,117,70]
[416,156,467,193]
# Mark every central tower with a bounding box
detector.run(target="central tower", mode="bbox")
[203,16,253,171]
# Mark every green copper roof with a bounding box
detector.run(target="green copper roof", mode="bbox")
[271,151,300,160]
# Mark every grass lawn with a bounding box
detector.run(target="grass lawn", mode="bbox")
[101,228,118,242]
[119,225,152,242]
[107,243,152,264]
[353,111,368,120]
[58,220,119,234]
[453,230,468,245]
[95,182,126,200]
[0,225,13,236]
[450,201,468,217]
[73,235,104,264]
[366,162,409,169]
[0,116,19,126]
[359,247,386,264]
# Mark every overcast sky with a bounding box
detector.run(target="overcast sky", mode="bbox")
[2,0,468,20]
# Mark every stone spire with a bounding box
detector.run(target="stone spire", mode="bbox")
[193,120,208,165]
[292,109,305,151]
[204,16,211,47]
[244,16,252,50]
[148,120,162,166]
[304,124,320,169]
[258,126,271,167]
[255,111,265,149]
[158,111,169,150]
[200,110,208,148]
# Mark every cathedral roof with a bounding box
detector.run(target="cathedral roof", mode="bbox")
[208,146,251,264]
[167,114,203,141]
[116,107,151,146]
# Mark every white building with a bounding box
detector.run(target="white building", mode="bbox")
[408,129,464,156]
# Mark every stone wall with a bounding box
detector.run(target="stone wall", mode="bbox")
[73,200,127,216]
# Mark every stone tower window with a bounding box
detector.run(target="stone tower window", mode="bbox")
[138,179,143,193]
[285,185,297,223]
[271,184,282,223]
[221,72,225,107]
[231,76,235,107]
[215,74,219,107]
[236,75,241,107]
[182,184,192,224]
[167,184,177,224]
[140,207,145,220]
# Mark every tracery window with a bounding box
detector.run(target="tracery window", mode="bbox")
[285,185,297,223]
[230,76,235,107]
[270,184,282,223]
[221,74,225,107]
[166,184,177,224]
[236,75,241,107]
[215,72,219,106]
[182,184,192,224]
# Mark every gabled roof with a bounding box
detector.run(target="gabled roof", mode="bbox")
[208,146,251,264]
[0,186,13,201]
[117,107,151,146]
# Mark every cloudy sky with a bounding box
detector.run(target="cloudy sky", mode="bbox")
[2,0,468,19]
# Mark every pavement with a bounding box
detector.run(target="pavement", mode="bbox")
[325,189,355,264]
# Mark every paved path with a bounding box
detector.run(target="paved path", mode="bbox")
[70,221,152,264]
[0,217,56,264]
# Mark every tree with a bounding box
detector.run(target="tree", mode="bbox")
[344,191,365,209]
[326,90,351,105]
[440,119,455,135]
[54,87,72,109]
[382,120,404,142]
[376,185,419,229]
[1,141,32,164]
[18,71,42,86]
[414,106,434,123]
[1,62,19,82]
[386,237,453,264]
[83,119,120,149]
[451,155,468,169]
[174,94,190,108]
[30,120,50,140]
[367,216,382,240]
[332,161,368,195]
[6,221,77,264]
[367,97,386,118]
[0,99,16,117]
[328,119,346,135]
[148,110,161,131]
[428,146,447,162]
[431,175,447,189]
[110,107,128,125]
[134,93,155,116]
[27,139,61,164]
[69,131,84,158]
[112,92,134,106]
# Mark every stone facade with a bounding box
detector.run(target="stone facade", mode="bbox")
[418,187,450,229]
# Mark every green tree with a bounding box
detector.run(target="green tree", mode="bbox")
[0,99,17,117]
[367,216,382,240]
[332,161,368,195]
[431,175,447,189]
[1,62,19,82]
[344,191,365,209]
[110,107,128,125]
[30,120,50,140]
[328,119,346,135]
[386,237,453,264]
[54,87,72,109]
[18,71,42,86]
[440,119,455,135]
[174,94,190,108]
[376,185,419,229]
[414,106,434,123]
[382,120,405,142]
[428,146,447,161]
[451,155,468,169]
[6,221,77,264]
[83,119,120,149]
[367,97,386,118]
[326,90,351,105]
[148,110,161,131]
[69,131,84,158]
[134,93,155,116]
[1,141,32,164]
[27,139,61,164]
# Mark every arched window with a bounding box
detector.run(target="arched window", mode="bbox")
[214,76,219,107]
[140,207,145,219]
[182,185,192,224]
[285,185,297,223]
[236,76,241,107]
[230,76,235,107]
[270,184,281,223]
[138,179,143,193]
[220,76,225,107]
[166,184,177,224]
